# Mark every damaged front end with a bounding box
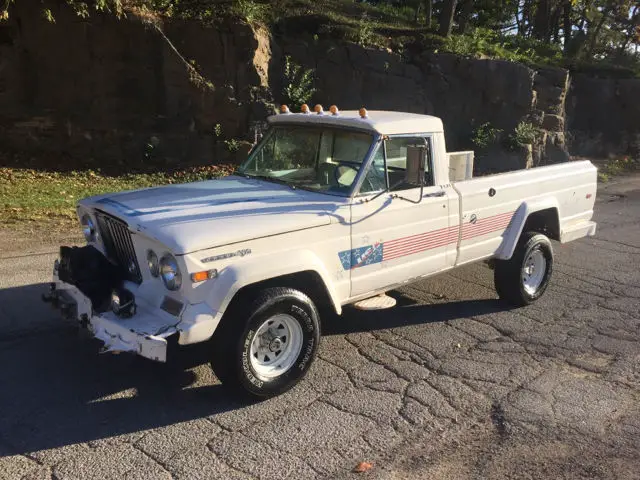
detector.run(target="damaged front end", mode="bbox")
[44,245,178,362]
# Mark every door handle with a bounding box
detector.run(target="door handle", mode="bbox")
[424,191,445,198]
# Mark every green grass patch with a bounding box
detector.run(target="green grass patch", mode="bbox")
[0,165,235,224]
[597,156,640,183]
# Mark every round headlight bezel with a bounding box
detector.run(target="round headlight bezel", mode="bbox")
[147,250,159,278]
[81,214,97,242]
[159,253,182,291]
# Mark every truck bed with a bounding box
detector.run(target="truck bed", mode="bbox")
[450,160,597,266]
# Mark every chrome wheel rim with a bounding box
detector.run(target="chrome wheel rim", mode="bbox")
[522,249,547,295]
[249,314,303,380]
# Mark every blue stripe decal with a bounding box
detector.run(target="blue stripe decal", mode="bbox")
[339,243,383,270]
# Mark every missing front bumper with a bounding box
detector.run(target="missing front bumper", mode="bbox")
[45,281,176,362]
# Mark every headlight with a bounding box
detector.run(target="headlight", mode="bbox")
[160,254,182,291]
[81,214,97,242]
[147,250,159,277]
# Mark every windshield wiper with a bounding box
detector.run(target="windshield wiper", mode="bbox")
[242,173,298,189]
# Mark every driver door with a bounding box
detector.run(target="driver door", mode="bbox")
[347,135,454,297]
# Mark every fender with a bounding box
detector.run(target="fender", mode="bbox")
[177,249,343,345]
[495,198,560,260]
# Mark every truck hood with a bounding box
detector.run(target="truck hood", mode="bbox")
[82,176,347,254]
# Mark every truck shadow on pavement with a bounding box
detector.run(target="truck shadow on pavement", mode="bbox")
[323,294,508,336]
[0,283,512,456]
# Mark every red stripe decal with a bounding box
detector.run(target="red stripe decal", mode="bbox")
[381,211,515,262]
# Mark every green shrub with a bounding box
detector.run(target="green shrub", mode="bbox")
[510,121,540,147]
[432,28,563,66]
[224,138,241,153]
[232,0,269,24]
[282,56,316,109]
[472,122,503,149]
[355,13,375,47]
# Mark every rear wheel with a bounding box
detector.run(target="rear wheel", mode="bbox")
[210,287,320,398]
[494,231,553,306]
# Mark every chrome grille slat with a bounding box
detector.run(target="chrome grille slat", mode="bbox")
[94,210,142,284]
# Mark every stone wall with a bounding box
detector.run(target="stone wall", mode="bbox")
[1,1,637,172]
[0,2,270,170]
[280,40,569,172]
[567,74,640,159]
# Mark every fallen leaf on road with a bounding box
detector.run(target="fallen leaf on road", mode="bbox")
[354,461,373,473]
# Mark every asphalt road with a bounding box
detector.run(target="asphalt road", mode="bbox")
[1,176,639,480]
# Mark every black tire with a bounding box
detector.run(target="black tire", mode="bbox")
[494,231,553,307]
[210,287,321,399]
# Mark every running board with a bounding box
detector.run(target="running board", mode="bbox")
[353,294,397,310]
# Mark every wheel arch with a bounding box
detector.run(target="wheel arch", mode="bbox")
[496,199,560,260]
[224,270,339,320]
[178,250,342,345]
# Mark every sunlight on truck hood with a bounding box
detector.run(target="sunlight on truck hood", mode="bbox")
[80,176,343,254]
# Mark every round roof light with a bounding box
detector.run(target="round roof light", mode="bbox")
[300,104,310,114]
[314,104,324,115]
[280,104,290,114]
[329,105,339,116]
[359,107,368,119]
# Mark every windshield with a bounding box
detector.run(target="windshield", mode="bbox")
[238,125,375,195]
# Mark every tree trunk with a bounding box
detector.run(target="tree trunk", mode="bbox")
[563,0,572,53]
[551,7,561,44]
[425,0,432,28]
[618,6,639,53]
[586,3,613,57]
[438,0,458,36]
[521,0,533,36]
[532,0,551,42]
[458,0,474,34]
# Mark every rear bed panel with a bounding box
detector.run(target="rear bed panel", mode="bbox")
[451,161,597,265]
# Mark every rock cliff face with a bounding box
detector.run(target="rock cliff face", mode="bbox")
[0,2,271,169]
[0,2,637,172]
[567,74,640,159]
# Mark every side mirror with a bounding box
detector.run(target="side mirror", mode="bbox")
[404,145,427,186]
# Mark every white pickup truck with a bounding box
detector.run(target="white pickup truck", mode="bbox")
[45,107,597,398]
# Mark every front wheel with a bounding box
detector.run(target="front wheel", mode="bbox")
[494,231,554,306]
[210,287,321,398]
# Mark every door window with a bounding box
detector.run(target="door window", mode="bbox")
[385,136,433,191]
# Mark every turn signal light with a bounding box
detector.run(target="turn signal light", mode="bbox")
[301,104,310,114]
[191,269,219,283]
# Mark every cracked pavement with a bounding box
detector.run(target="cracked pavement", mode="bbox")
[0,175,639,479]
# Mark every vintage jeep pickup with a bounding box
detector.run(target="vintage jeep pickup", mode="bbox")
[45,107,597,398]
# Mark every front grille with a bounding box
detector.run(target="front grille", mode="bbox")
[94,210,142,284]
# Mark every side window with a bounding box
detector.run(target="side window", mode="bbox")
[360,145,387,193]
[385,136,433,191]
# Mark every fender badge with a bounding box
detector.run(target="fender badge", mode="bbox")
[201,249,252,263]
[470,214,478,224]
